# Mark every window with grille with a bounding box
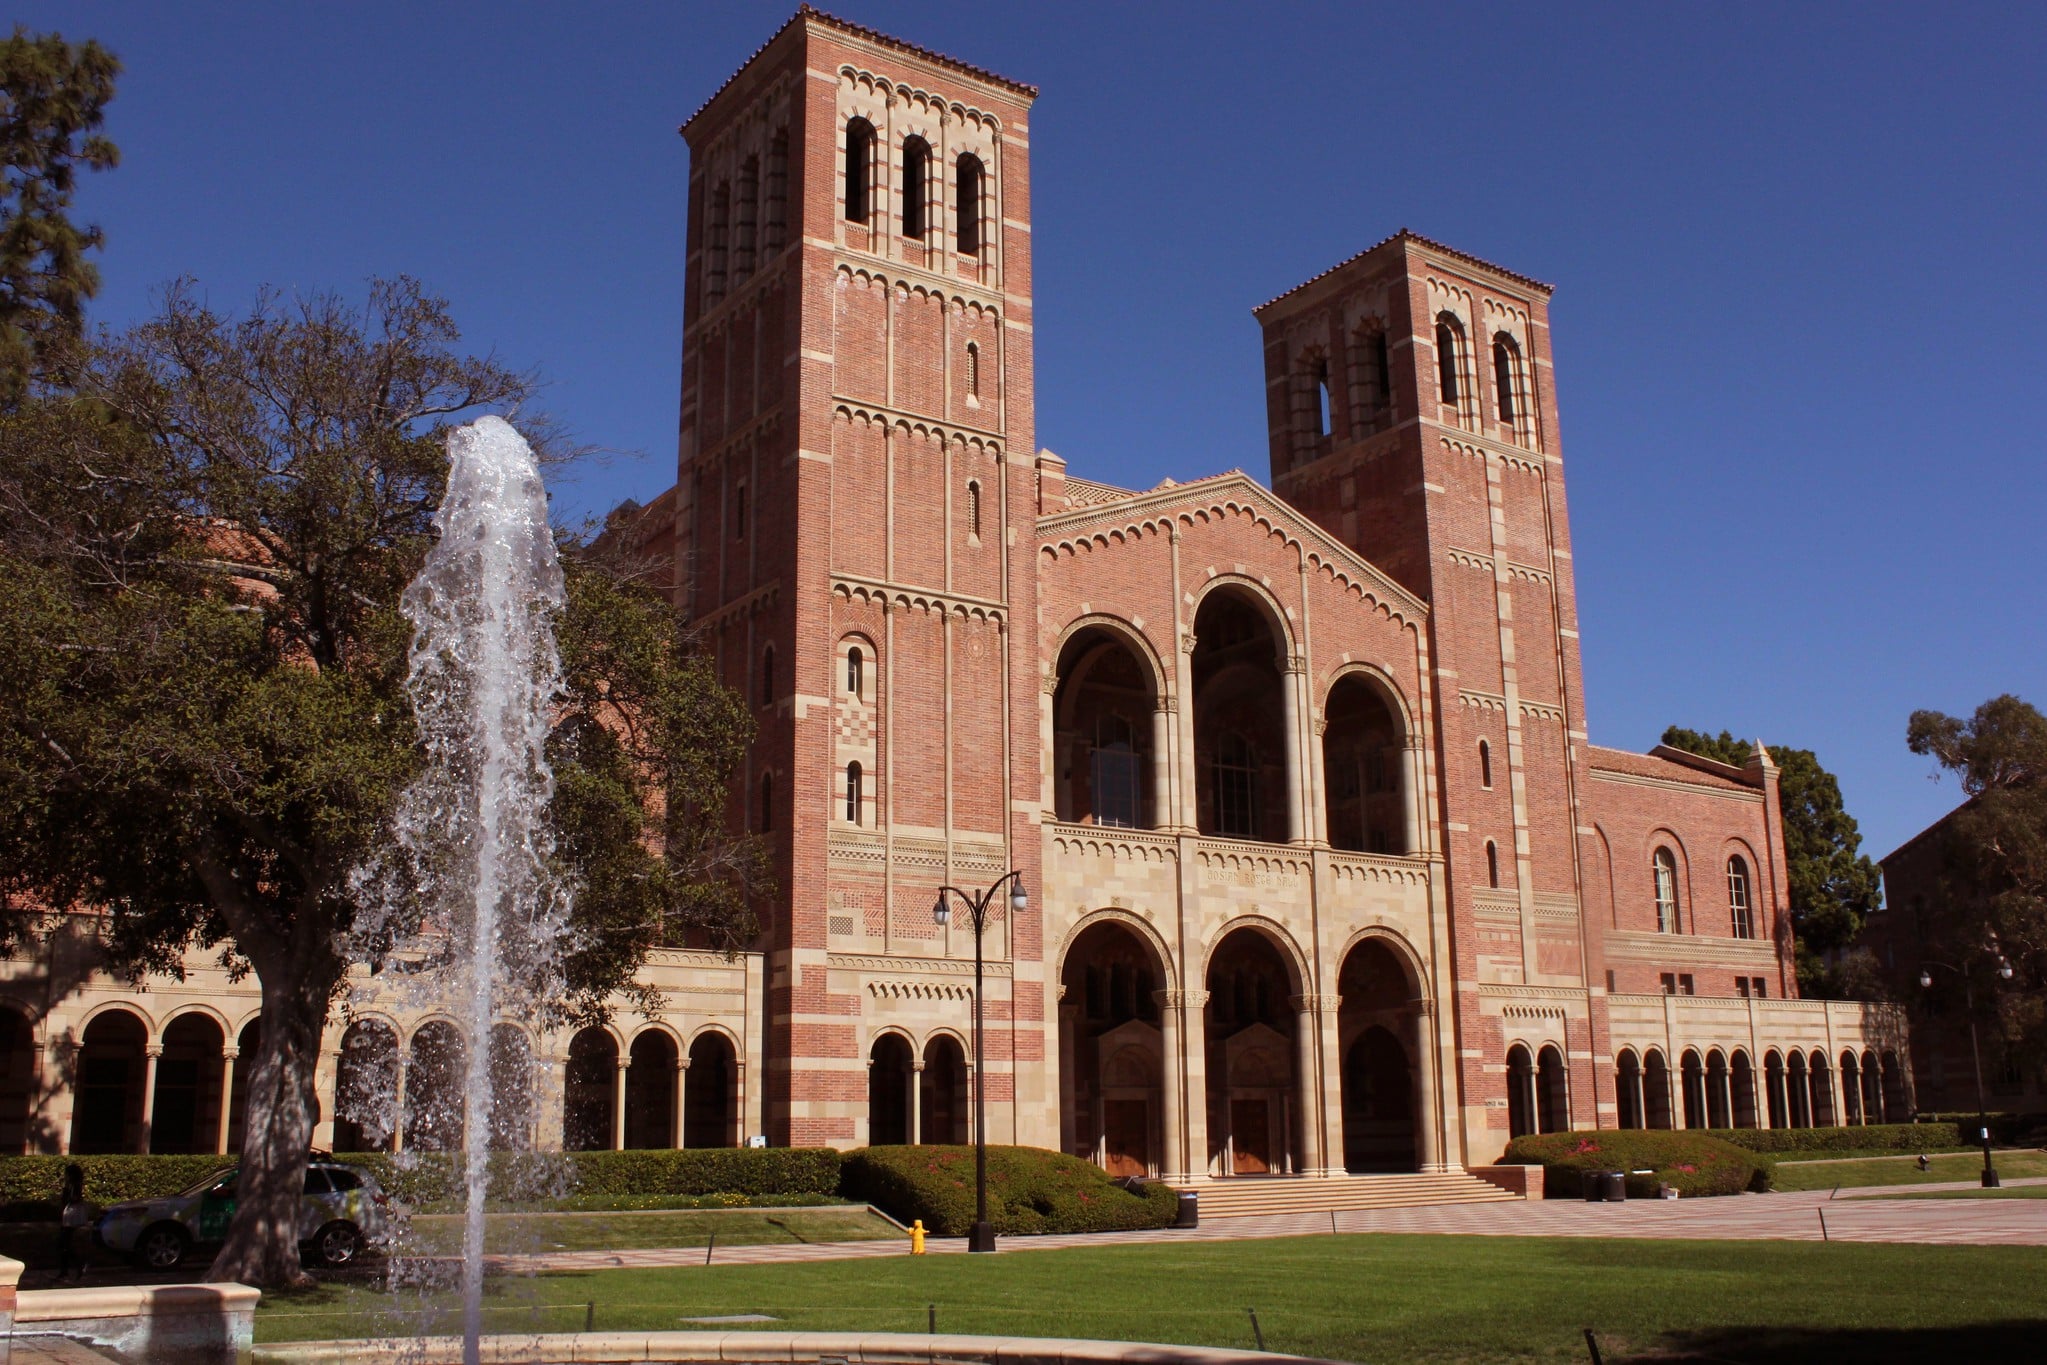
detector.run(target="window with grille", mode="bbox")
[965,342,980,401]
[1727,856,1754,938]
[844,762,863,823]
[844,119,874,224]
[1493,334,1519,424]
[1654,848,1681,932]
[1212,731,1258,839]
[847,646,864,696]
[902,137,931,239]
[955,153,984,256]
[1090,714,1141,829]
[1435,317,1462,404]
[966,480,981,539]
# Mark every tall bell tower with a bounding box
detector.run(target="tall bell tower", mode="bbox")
[678,8,1045,1146]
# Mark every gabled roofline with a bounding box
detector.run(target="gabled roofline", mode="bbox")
[1879,794,1976,867]
[1649,743,1761,787]
[1038,468,1429,624]
[680,6,1036,138]
[1253,228,1554,315]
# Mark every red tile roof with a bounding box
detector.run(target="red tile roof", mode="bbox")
[1253,228,1555,314]
[1586,745,1753,793]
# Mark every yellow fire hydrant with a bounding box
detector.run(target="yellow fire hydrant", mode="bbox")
[910,1219,927,1255]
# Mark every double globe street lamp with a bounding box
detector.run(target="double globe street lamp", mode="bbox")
[1918,948,2016,1188]
[933,870,1027,1254]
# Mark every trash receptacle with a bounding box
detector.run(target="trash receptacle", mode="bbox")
[1175,1191,1199,1228]
[1599,1170,1627,1202]
[1582,1170,1606,1202]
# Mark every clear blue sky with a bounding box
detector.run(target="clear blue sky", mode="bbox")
[21,1,2043,866]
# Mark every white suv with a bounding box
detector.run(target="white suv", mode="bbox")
[95,1159,389,1270]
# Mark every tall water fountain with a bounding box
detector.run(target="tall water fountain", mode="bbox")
[354,415,572,1363]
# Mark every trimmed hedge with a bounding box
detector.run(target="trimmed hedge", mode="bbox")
[1503,1130,1773,1198]
[1703,1123,1978,1156]
[841,1145,1180,1235]
[0,1155,231,1210]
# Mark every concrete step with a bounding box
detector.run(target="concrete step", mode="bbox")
[1167,1172,1520,1219]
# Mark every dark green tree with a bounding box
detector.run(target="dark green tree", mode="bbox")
[0,27,120,405]
[1660,727,1884,997]
[1906,695,2047,1060]
[0,280,761,1288]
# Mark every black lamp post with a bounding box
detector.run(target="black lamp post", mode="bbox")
[933,870,1027,1254]
[1918,950,2016,1188]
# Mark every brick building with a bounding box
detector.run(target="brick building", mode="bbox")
[0,8,1909,1177]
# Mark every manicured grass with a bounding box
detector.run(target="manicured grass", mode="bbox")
[396,1206,896,1256]
[254,1233,2047,1363]
[1771,1149,2047,1191]
[1854,1184,2047,1201]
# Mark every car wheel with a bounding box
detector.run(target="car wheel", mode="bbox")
[133,1223,188,1270]
[311,1221,363,1268]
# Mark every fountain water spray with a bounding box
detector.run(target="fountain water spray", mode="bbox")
[354,415,572,1363]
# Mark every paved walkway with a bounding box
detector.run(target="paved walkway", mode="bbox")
[431,1179,2047,1277]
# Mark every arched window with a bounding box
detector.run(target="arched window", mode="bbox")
[759,645,774,707]
[902,136,931,239]
[1435,316,1461,404]
[965,341,980,401]
[1090,713,1141,830]
[1478,738,1492,789]
[1653,847,1681,933]
[843,119,874,224]
[1315,358,1332,437]
[955,153,984,256]
[847,646,864,696]
[764,129,789,252]
[706,181,731,300]
[1505,1044,1535,1138]
[732,482,748,540]
[734,155,759,281]
[966,480,982,539]
[1485,840,1500,889]
[844,761,863,824]
[758,771,773,833]
[1212,731,1258,840]
[1492,334,1519,424]
[1727,856,1754,938]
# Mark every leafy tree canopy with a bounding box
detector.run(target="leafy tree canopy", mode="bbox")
[0,280,760,1287]
[0,27,119,405]
[1905,695,2047,1057]
[1660,727,1883,998]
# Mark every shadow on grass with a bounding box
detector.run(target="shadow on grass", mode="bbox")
[1626,1321,2047,1363]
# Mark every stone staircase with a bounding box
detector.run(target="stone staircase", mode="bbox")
[1169,1171,1522,1220]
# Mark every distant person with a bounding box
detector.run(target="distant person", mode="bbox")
[1916,1154,1931,1172]
[56,1163,89,1282]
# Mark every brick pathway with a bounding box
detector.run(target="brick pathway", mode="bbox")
[440,1178,2047,1277]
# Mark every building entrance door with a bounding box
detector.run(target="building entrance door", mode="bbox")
[1230,1099,1271,1174]
[1103,1100,1149,1176]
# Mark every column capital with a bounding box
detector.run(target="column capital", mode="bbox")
[144,1044,165,1059]
[675,1058,690,1072]
[912,1060,926,1072]
[220,1047,239,1061]
[1289,993,1339,1014]
[616,1057,632,1072]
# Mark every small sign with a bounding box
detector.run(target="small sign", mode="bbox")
[747,1134,768,1148]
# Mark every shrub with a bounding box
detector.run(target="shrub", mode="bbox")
[1702,1123,1977,1156]
[0,1155,233,1209]
[840,1145,1180,1235]
[1503,1130,1773,1198]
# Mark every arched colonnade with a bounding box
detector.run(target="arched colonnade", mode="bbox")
[1612,1045,1906,1131]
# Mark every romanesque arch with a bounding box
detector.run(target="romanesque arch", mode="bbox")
[685,1029,739,1148]
[1191,584,1294,843]
[868,1031,915,1146]
[1051,619,1164,829]
[1335,933,1432,1171]
[1322,669,1408,855]
[332,1019,399,1153]
[405,1019,467,1152]
[564,1026,619,1151]
[73,1009,147,1154]
[152,1011,227,1155]
[1058,916,1167,1176]
[487,1023,536,1151]
[921,1031,969,1144]
[625,1028,680,1150]
[1615,1049,1643,1129]
[1642,1048,1674,1129]
[0,1007,36,1154]
[1204,922,1304,1175]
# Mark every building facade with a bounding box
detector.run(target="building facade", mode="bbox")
[0,8,1908,1171]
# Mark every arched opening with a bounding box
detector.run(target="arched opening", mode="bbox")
[1322,674,1406,854]
[844,761,863,824]
[1728,856,1754,938]
[921,1035,969,1145]
[685,1032,738,1148]
[843,118,873,224]
[332,1020,398,1153]
[1536,1044,1569,1133]
[706,181,730,299]
[226,1020,260,1153]
[0,1009,36,1154]
[1616,1050,1643,1129]
[563,1027,618,1152]
[1643,1049,1673,1129]
[1485,840,1500,888]
[846,645,865,696]
[967,479,982,538]
[1505,1044,1535,1139]
[1337,938,1427,1172]
[1809,1050,1836,1126]
[405,1021,467,1153]
[965,345,981,404]
[1052,627,1158,829]
[1679,1050,1705,1129]
[955,153,984,256]
[1786,1051,1811,1128]
[625,1031,679,1150]
[1435,316,1462,405]
[764,128,788,252]
[1058,920,1165,1176]
[1732,1050,1759,1128]
[487,1024,534,1151]
[1192,590,1290,842]
[901,136,931,240]
[1653,848,1682,932]
[1206,929,1300,1175]
[1880,1051,1906,1122]
[152,1014,227,1155]
[1705,1050,1732,1129]
[733,155,758,280]
[1492,333,1519,425]
[74,1011,146,1154]
[1764,1051,1788,1129]
[868,1033,914,1146]
[1478,738,1492,788]
[1315,358,1333,438]
[1840,1051,1864,1126]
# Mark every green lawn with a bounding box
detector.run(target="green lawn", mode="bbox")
[396,1206,895,1255]
[253,1233,2047,1363]
[1770,1149,2047,1191]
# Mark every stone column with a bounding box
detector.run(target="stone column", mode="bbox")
[612,1057,630,1151]
[1155,990,1184,1180]
[1175,634,1200,830]
[1413,1005,1444,1171]
[215,1049,238,1155]
[1289,996,1323,1176]
[138,1044,163,1155]
[1181,990,1210,1178]
[911,1059,925,1145]
[52,1041,77,1156]
[1150,702,1173,831]
[1282,656,1307,844]
[1403,740,1427,855]
[1318,995,1347,1176]
[1057,1003,1079,1156]
[391,1056,409,1153]
[673,1058,689,1149]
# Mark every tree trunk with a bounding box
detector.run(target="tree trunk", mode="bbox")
[206,970,332,1288]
